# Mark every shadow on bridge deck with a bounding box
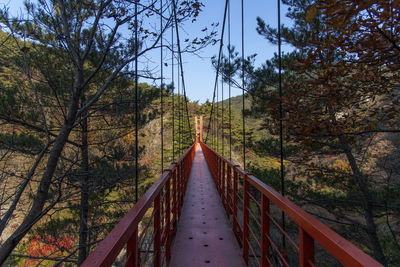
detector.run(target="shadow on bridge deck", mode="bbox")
[170,144,245,267]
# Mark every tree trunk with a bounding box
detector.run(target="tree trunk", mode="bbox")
[78,92,90,265]
[337,133,387,265]
[0,78,82,265]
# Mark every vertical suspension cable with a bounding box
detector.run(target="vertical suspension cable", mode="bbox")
[221,54,224,156]
[211,110,213,147]
[211,102,214,148]
[210,100,212,147]
[171,11,175,161]
[213,101,216,148]
[278,0,286,250]
[241,0,246,169]
[160,0,164,172]
[179,67,183,152]
[180,67,183,152]
[177,55,181,155]
[134,0,139,203]
[228,0,232,161]
[216,82,219,152]
[187,98,190,143]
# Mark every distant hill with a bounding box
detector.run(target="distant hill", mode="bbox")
[220,94,269,139]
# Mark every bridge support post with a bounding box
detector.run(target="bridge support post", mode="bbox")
[261,195,270,267]
[200,115,203,142]
[194,116,203,143]
[299,228,314,267]
[195,116,198,143]
[243,178,250,264]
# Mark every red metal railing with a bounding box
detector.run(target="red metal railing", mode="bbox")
[82,143,196,267]
[200,142,382,267]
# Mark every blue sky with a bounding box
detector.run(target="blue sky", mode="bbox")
[179,0,293,103]
[3,0,293,103]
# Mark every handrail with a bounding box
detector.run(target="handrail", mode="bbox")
[82,143,196,267]
[200,141,382,267]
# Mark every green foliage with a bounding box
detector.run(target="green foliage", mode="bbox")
[249,136,298,158]
[0,87,19,116]
[0,132,43,153]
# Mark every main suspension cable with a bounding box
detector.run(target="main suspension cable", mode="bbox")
[172,0,192,141]
[204,0,229,144]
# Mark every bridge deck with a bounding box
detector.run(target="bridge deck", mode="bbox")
[170,145,245,267]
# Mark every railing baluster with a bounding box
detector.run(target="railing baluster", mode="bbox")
[124,229,138,267]
[217,157,219,194]
[182,161,184,198]
[180,162,183,207]
[233,168,239,240]
[261,195,270,267]
[243,178,249,264]
[177,163,181,219]
[299,227,314,267]
[182,159,186,195]
[172,168,177,232]
[165,179,171,263]
[214,153,217,184]
[154,195,161,267]
[214,156,218,191]
[227,164,232,216]
[222,160,226,210]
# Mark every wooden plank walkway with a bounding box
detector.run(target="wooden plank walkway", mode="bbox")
[170,144,245,267]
